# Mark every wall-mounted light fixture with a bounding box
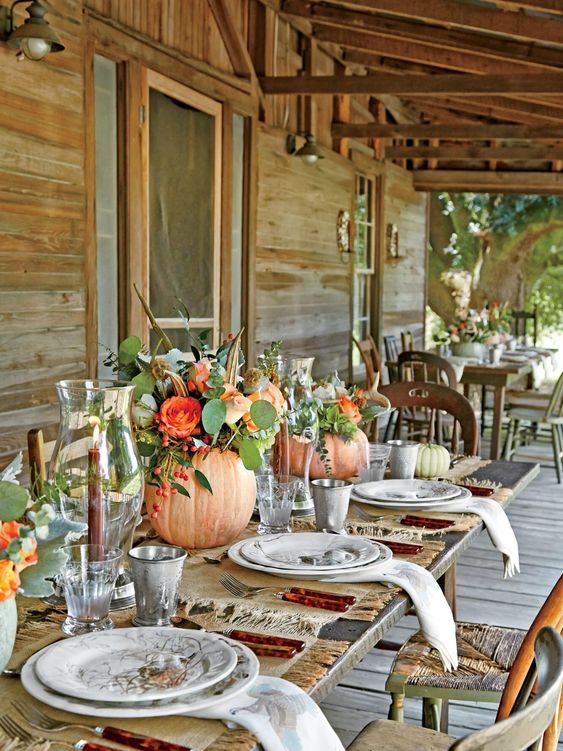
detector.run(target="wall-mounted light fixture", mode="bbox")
[0,0,64,61]
[286,132,324,165]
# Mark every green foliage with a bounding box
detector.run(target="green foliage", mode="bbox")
[132,371,156,398]
[202,399,227,435]
[0,482,28,522]
[249,400,277,430]
[238,439,262,471]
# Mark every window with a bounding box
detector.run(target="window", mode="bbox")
[352,175,376,368]
[145,72,222,350]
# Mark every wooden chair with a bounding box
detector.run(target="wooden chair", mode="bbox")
[380,382,478,456]
[400,330,414,352]
[383,335,400,384]
[383,576,563,735]
[511,307,538,345]
[347,626,563,751]
[353,335,383,390]
[396,351,459,447]
[504,371,563,484]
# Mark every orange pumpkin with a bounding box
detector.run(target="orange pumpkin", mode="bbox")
[145,449,256,549]
[289,429,368,480]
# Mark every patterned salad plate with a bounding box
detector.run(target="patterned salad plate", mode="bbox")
[351,484,472,511]
[239,532,381,572]
[34,628,238,703]
[353,479,462,503]
[229,536,393,579]
[23,637,259,718]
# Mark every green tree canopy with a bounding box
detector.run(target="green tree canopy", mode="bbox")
[428,192,563,334]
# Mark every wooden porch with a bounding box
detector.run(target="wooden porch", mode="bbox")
[322,461,563,748]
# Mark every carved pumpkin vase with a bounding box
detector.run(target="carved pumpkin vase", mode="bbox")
[289,429,369,480]
[146,449,256,550]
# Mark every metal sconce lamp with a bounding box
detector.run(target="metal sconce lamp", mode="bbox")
[286,132,324,165]
[0,0,64,61]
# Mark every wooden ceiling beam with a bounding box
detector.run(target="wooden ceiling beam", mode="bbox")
[385,145,563,160]
[491,1,563,15]
[287,6,563,70]
[433,95,563,125]
[411,170,563,193]
[337,33,555,75]
[260,72,563,96]
[331,123,563,139]
[295,0,563,47]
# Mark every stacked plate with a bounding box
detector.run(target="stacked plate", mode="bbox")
[21,627,260,718]
[229,532,393,580]
[352,479,471,511]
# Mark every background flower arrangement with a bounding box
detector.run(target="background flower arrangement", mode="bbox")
[447,311,490,345]
[109,297,283,521]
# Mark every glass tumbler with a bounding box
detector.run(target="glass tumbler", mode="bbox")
[59,544,122,636]
[359,443,392,483]
[256,475,299,535]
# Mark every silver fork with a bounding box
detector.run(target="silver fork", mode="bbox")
[12,699,94,733]
[0,714,110,751]
[219,571,286,597]
[352,505,385,523]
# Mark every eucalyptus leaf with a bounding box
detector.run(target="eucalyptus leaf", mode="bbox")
[239,439,262,471]
[194,470,213,494]
[137,442,156,458]
[0,481,29,521]
[202,399,227,435]
[118,336,142,366]
[18,539,68,598]
[249,400,277,430]
[132,371,156,398]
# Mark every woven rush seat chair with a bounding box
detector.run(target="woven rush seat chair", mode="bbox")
[347,626,563,751]
[382,576,563,734]
[503,371,563,484]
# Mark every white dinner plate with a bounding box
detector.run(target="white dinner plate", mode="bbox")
[239,532,381,572]
[35,627,238,703]
[353,479,462,503]
[351,485,471,511]
[23,637,259,718]
[229,537,393,579]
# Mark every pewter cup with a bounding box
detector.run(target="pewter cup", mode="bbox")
[311,479,352,534]
[128,545,186,627]
[387,440,420,480]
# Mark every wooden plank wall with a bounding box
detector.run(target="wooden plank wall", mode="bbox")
[381,162,429,351]
[0,0,86,461]
[255,125,354,377]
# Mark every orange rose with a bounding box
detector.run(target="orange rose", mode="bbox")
[188,359,212,393]
[220,384,252,425]
[0,560,19,601]
[0,521,38,572]
[247,382,285,417]
[338,395,362,424]
[159,396,202,439]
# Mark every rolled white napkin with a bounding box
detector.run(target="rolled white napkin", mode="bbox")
[189,676,345,751]
[321,558,458,672]
[438,496,520,578]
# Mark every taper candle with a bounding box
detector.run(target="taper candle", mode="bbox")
[88,422,104,547]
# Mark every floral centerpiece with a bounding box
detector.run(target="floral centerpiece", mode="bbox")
[289,372,384,480]
[446,310,490,358]
[482,301,512,345]
[110,298,283,549]
[0,455,79,671]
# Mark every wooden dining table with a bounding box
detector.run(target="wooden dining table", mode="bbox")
[2,458,540,750]
[459,360,533,460]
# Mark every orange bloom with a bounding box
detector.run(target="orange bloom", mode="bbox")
[247,382,285,417]
[338,395,362,424]
[220,384,252,425]
[0,521,38,571]
[159,396,202,439]
[188,359,212,393]
[0,560,19,601]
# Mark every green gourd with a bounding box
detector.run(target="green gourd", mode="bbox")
[415,443,451,478]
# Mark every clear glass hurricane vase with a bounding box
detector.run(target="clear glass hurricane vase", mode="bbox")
[49,380,144,607]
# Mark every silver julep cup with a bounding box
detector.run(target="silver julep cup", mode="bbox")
[387,440,420,480]
[128,545,187,627]
[311,479,353,534]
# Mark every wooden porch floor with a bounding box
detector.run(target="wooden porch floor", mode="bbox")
[320,461,563,748]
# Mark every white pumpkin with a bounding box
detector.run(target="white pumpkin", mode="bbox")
[415,444,451,479]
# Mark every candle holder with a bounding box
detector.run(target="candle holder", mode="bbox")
[49,380,144,609]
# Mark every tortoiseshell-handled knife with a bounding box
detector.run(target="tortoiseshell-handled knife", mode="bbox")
[89,728,192,751]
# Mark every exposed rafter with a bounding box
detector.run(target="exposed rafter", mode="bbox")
[385,145,563,161]
[412,170,563,193]
[260,72,563,96]
[330,123,563,139]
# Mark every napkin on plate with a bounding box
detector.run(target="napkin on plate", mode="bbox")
[188,676,345,751]
[320,558,458,672]
[438,496,520,578]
